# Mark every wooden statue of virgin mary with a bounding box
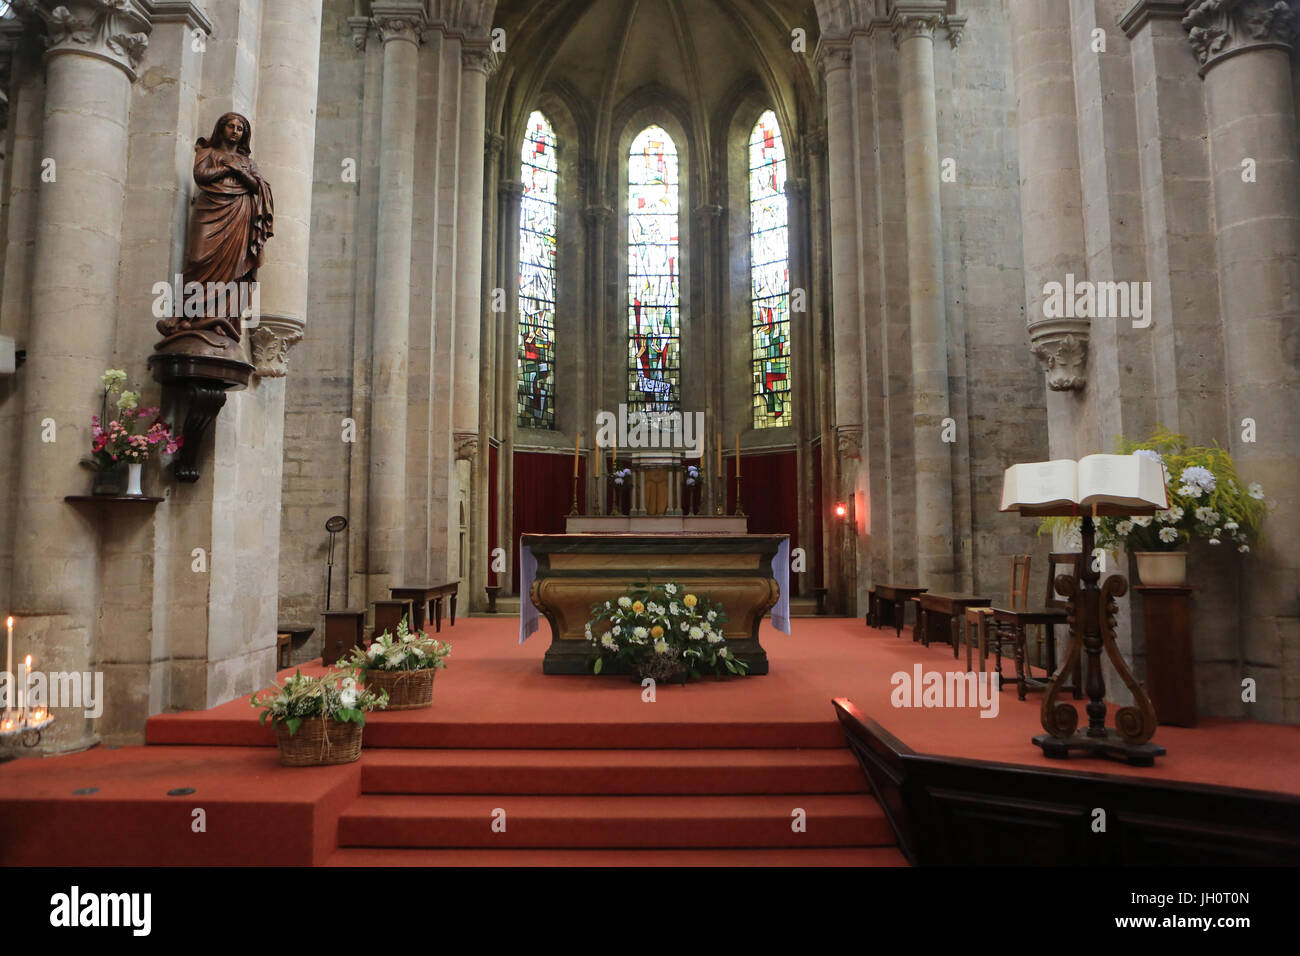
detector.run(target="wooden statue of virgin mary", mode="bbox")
[156,112,274,352]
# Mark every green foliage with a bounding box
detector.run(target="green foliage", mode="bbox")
[584,579,747,680]
[1038,427,1270,556]
[249,666,388,731]
[342,616,451,673]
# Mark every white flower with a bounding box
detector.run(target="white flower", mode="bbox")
[653,638,669,655]
[1224,521,1238,531]
[600,632,616,649]
[1179,465,1216,494]
[612,625,621,636]
[680,622,689,632]
[1238,545,1250,553]
[664,583,677,595]
[340,689,357,710]
[1208,537,1221,545]
[605,601,612,609]
[688,626,703,640]
[670,603,681,616]
[706,610,717,622]
[633,626,648,640]
[1194,506,1219,524]
[1248,482,1265,500]
[1132,516,1153,528]
[707,631,722,644]
[717,647,729,659]
[1158,527,1178,543]
[1135,449,1163,464]
[1116,520,1134,536]
[1177,484,1201,499]
[386,647,405,666]
[367,643,382,660]
[1167,506,1184,522]
[618,596,632,609]
[413,646,425,658]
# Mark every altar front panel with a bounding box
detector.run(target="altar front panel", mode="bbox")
[524,533,785,675]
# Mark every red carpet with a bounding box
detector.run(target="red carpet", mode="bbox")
[2,617,1295,866]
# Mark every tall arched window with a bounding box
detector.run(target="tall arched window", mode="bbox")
[518,110,558,428]
[749,110,790,428]
[628,125,680,416]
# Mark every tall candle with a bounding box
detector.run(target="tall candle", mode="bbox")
[735,434,741,478]
[4,616,11,715]
[717,434,722,478]
[573,433,580,478]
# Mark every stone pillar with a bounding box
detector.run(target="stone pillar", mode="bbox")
[497,180,524,576]
[893,4,956,590]
[1185,0,1300,722]
[817,38,863,610]
[9,0,151,752]
[581,203,611,515]
[1007,0,1093,459]
[785,176,814,594]
[690,202,723,514]
[454,45,491,452]
[366,7,424,598]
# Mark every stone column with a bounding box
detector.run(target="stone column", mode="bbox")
[366,7,424,599]
[1185,0,1300,722]
[893,4,956,590]
[817,38,863,610]
[454,44,491,453]
[9,0,151,752]
[690,202,722,514]
[786,176,814,593]
[497,180,524,577]
[1007,0,1093,459]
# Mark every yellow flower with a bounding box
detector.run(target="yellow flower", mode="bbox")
[651,625,664,638]
[684,594,698,608]
[632,600,644,614]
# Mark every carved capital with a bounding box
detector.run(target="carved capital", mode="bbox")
[372,4,426,46]
[454,431,479,461]
[250,315,305,379]
[485,130,505,157]
[889,2,965,48]
[1182,0,1296,72]
[836,425,863,459]
[501,178,525,200]
[347,14,373,53]
[814,37,852,75]
[1029,324,1090,392]
[461,42,496,75]
[16,0,152,79]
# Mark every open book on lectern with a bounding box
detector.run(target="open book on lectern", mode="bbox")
[999,453,1169,516]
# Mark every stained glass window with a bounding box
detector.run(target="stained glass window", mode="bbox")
[628,125,680,416]
[749,110,791,428]
[518,111,558,428]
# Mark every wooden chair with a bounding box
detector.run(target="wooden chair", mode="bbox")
[988,553,1081,699]
[960,606,995,675]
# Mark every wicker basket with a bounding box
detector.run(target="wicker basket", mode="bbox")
[363,667,436,710]
[273,716,363,767]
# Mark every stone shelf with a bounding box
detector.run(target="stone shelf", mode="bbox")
[65,495,164,504]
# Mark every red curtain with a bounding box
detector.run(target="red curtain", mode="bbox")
[726,449,800,596]
[512,450,586,593]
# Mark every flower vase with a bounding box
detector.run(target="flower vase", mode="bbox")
[1134,551,1187,587]
[125,462,143,497]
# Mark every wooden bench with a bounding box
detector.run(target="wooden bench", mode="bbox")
[916,592,992,653]
[869,584,928,637]
[321,609,366,667]
[389,583,459,632]
[429,581,459,632]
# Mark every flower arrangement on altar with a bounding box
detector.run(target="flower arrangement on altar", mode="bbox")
[584,581,746,682]
[86,369,183,467]
[251,667,387,765]
[609,464,633,488]
[1040,429,1268,584]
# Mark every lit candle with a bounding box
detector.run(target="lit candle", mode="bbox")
[735,433,741,478]
[573,433,581,478]
[4,615,11,716]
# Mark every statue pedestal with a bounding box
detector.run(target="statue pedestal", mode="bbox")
[148,351,253,482]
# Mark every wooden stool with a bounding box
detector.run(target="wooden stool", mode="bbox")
[373,599,414,639]
[275,632,292,670]
[322,610,365,666]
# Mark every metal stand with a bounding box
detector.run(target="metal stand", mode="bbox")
[733,475,746,516]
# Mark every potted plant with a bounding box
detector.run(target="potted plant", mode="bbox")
[82,368,183,496]
[1041,428,1269,586]
[584,581,745,683]
[608,462,633,514]
[250,667,387,766]
[343,616,450,710]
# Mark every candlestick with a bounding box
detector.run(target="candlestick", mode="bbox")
[735,433,741,478]
[716,434,722,479]
[573,433,580,478]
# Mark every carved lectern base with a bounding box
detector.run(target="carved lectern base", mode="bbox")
[148,350,252,483]
[1033,730,1167,767]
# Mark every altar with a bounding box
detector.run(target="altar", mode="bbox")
[521,533,789,675]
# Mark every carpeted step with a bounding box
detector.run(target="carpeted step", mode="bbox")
[336,792,893,849]
[323,845,909,866]
[359,748,869,795]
